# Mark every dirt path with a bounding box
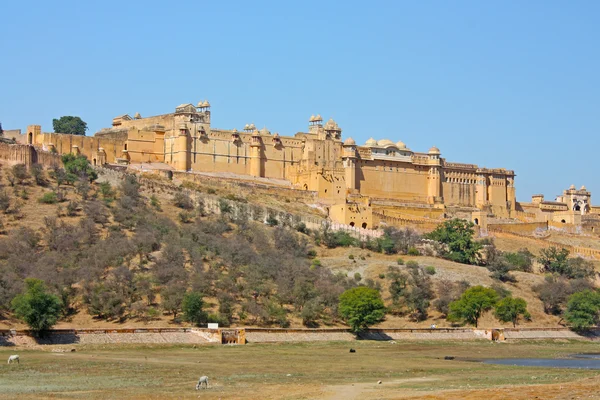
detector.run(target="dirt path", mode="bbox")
[324,378,438,400]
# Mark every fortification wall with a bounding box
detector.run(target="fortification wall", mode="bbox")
[487,222,548,235]
[34,132,125,164]
[3,129,25,143]
[0,142,62,168]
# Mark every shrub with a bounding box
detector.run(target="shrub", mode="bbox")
[61,154,97,182]
[338,287,385,333]
[397,258,404,265]
[0,190,10,213]
[266,214,278,226]
[348,254,355,260]
[378,273,385,279]
[9,164,29,186]
[424,266,436,275]
[182,292,207,327]
[424,219,482,264]
[66,200,78,216]
[407,247,420,256]
[448,286,498,327]
[178,211,195,223]
[173,192,194,210]
[218,199,232,214]
[354,272,362,282]
[11,279,62,335]
[39,191,58,204]
[307,249,317,258]
[564,290,600,331]
[150,195,162,211]
[494,297,530,327]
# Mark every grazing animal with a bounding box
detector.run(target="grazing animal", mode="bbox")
[349,348,356,353]
[7,355,19,364]
[196,376,209,390]
[444,356,455,360]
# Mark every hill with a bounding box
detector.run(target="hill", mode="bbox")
[0,159,599,331]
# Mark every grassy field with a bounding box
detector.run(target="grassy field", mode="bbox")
[1,340,600,399]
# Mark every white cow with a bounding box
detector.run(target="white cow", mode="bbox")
[7,355,19,364]
[195,376,209,390]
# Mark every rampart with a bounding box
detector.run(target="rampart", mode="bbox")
[0,142,62,167]
[487,221,548,235]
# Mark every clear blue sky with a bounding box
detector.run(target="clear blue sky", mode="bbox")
[2,1,599,202]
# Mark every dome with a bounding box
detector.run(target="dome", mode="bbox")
[570,184,576,190]
[244,124,250,130]
[324,118,337,130]
[365,138,377,147]
[273,132,280,139]
[249,123,256,130]
[428,146,441,155]
[202,100,210,107]
[260,127,270,135]
[315,114,323,122]
[377,139,395,147]
[134,112,141,119]
[581,185,587,190]
[197,101,204,107]
[396,141,406,149]
[343,137,356,146]
[309,115,316,122]
[232,128,238,133]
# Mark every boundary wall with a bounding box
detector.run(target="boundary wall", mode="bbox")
[1,327,597,346]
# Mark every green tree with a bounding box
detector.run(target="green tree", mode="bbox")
[61,154,98,182]
[52,116,88,135]
[338,287,385,333]
[424,218,482,264]
[11,278,62,334]
[494,297,530,327]
[182,292,207,326]
[538,247,570,276]
[448,285,498,327]
[0,122,4,137]
[564,290,600,331]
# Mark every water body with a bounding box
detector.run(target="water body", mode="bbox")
[483,355,600,369]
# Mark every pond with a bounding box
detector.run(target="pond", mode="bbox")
[483,354,600,369]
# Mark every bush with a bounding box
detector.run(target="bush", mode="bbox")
[178,211,195,223]
[0,190,10,213]
[378,273,385,279]
[348,254,355,260]
[173,192,194,210]
[354,272,362,282]
[39,191,58,204]
[397,258,404,265]
[61,154,97,182]
[564,290,600,331]
[8,164,29,186]
[494,297,530,327]
[338,287,385,333]
[11,278,62,334]
[307,249,317,258]
[425,219,482,264]
[448,286,498,327]
[150,195,162,211]
[407,247,420,256]
[266,214,278,226]
[182,292,207,326]
[218,199,232,214]
[424,266,436,275]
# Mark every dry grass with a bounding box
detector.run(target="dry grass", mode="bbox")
[0,340,599,399]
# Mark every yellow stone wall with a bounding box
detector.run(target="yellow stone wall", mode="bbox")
[27,104,518,220]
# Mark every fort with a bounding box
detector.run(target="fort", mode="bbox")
[5,100,599,231]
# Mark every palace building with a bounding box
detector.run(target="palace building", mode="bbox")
[23,101,518,228]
